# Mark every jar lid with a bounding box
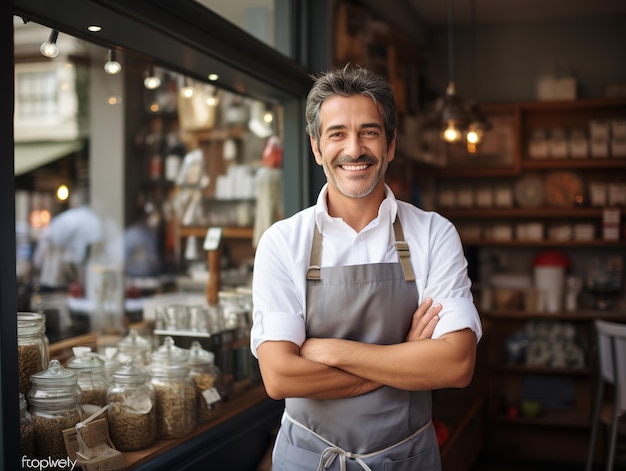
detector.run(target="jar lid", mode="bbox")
[533,250,569,268]
[112,360,149,384]
[187,341,215,366]
[151,336,188,365]
[17,312,46,334]
[31,359,77,385]
[28,360,81,399]
[65,350,105,374]
[117,329,151,352]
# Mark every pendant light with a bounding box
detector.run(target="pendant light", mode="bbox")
[465,0,491,153]
[440,0,470,144]
[40,29,60,58]
[104,49,121,75]
[144,65,161,90]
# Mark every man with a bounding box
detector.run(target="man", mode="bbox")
[251,65,482,470]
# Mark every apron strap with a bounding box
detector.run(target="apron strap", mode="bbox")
[307,217,416,281]
[393,217,416,282]
[306,223,323,280]
[284,410,432,471]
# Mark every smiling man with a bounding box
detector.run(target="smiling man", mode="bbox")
[251,65,482,471]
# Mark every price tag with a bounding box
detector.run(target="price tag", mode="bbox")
[202,387,222,406]
[203,227,222,251]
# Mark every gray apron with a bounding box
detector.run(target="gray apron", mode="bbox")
[273,218,441,471]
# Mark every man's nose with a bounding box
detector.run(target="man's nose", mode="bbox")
[344,133,364,158]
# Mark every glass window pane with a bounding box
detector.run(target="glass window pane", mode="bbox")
[192,0,293,57]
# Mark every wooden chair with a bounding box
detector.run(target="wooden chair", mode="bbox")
[585,319,626,471]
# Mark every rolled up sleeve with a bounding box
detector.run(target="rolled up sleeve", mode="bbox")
[432,296,482,342]
[250,310,306,358]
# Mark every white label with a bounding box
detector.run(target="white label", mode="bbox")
[203,227,222,251]
[202,387,221,406]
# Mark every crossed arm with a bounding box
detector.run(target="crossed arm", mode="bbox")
[257,298,477,401]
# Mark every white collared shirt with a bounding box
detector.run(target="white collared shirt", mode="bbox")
[250,184,482,357]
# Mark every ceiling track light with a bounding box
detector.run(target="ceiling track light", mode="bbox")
[104,49,121,75]
[40,29,60,58]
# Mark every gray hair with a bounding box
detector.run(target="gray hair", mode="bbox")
[305,65,396,148]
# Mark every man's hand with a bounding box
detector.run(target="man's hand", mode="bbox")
[405,297,441,342]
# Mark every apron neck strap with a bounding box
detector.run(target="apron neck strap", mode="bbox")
[393,217,415,281]
[307,217,415,281]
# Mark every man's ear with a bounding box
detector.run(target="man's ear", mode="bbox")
[310,135,323,165]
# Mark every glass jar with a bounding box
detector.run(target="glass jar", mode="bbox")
[220,290,253,381]
[28,359,84,460]
[187,341,223,423]
[107,361,156,451]
[219,291,246,330]
[18,312,50,396]
[65,348,109,411]
[115,329,152,366]
[19,392,35,459]
[150,336,196,439]
[102,347,123,381]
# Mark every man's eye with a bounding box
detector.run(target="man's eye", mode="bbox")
[363,130,379,137]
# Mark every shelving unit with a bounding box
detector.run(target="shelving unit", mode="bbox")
[177,226,254,303]
[431,98,626,465]
[481,309,626,462]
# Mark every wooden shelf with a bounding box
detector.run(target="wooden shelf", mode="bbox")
[482,309,626,322]
[522,158,626,170]
[491,364,591,376]
[461,239,626,247]
[178,226,253,239]
[442,207,607,219]
[493,414,590,429]
[122,383,270,470]
[437,166,520,179]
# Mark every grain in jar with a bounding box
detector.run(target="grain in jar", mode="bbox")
[65,348,109,411]
[19,392,34,459]
[150,336,196,439]
[107,360,156,451]
[187,341,224,423]
[18,312,49,396]
[28,360,84,461]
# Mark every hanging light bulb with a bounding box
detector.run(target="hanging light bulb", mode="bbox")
[104,49,121,75]
[180,77,195,98]
[465,103,491,152]
[441,82,470,143]
[40,29,60,58]
[144,66,161,90]
[439,0,470,144]
[464,0,491,153]
[56,184,70,202]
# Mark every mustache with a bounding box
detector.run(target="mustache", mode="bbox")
[334,154,378,166]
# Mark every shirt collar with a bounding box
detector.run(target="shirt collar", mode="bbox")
[314,183,398,231]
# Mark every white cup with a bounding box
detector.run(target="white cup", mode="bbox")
[534,266,565,313]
